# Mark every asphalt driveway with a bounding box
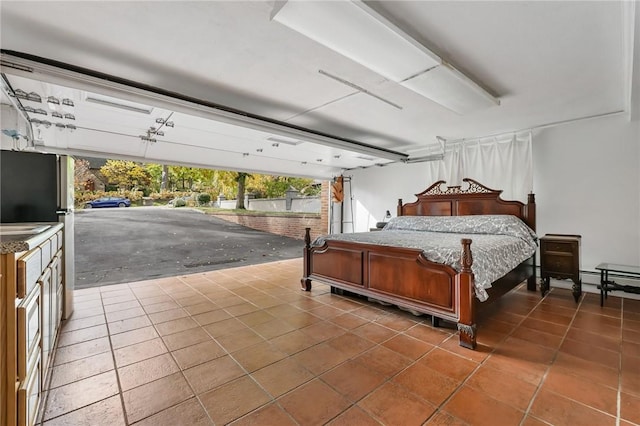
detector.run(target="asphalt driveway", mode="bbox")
[74,207,304,288]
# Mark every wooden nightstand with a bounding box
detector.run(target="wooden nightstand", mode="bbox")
[540,234,582,302]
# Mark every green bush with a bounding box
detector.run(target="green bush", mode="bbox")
[197,193,212,205]
[174,198,187,207]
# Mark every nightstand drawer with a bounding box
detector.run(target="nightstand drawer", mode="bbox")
[543,241,577,253]
[542,253,575,275]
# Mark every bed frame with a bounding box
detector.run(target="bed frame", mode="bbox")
[301,178,536,349]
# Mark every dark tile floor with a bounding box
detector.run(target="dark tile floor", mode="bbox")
[40,259,640,425]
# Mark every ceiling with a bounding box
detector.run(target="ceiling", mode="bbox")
[0,1,638,179]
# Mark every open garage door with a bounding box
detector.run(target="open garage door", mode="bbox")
[1,51,407,179]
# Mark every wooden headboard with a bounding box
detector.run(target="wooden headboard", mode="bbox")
[397,178,536,231]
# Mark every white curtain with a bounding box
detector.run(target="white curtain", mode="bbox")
[438,132,533,203]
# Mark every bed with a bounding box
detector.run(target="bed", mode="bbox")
[301,178,537,349]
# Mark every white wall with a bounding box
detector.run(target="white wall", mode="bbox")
[347,114,640,276]
[339,162,439,233]
[533,114,640,271]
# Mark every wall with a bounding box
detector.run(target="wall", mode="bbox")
[533,114,640,273]
[336,162,438,233]
[346,114,640,282]
[208,212,324,241]
[217,197,320,213]
[212,181,330,241]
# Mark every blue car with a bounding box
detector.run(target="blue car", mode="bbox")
[85,197,131,208]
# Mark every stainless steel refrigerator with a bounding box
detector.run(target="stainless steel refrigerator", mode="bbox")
[0,150,75,318]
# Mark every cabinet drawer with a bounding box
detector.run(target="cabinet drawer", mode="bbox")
[17,354,41,426]
[56,285,64,331]
[543,253,575,275]
[542,241,577,253]
[56,230,63,250]
[39,267,53,376]
[52,251,63,287]
[39,239,52,270]
[17,286,41,382]
[17,248,42,299]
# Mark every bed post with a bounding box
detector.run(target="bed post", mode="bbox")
[457,238,477,349]
[526,193,536,232]
[526,193,537,291]
[397,199,403,216]
[301,227,312,291]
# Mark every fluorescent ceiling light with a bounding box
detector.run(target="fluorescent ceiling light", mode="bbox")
[271,0,499,114]
[272,0,440,82]
[267,136,302,146]
[86,95,153,114]
[402,63,499,114]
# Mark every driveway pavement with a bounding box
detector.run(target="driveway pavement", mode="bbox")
[74,207,304,288]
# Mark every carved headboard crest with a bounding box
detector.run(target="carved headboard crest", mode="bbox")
[397,178,536,232]
[417,178,499,197]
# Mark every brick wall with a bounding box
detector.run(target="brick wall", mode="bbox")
[209,181,330,241]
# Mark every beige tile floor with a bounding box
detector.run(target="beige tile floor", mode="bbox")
[39,259,639,425]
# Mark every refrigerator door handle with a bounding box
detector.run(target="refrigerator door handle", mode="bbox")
[56,209,72,215]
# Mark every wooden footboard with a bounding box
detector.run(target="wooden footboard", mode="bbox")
[301,228,478,349]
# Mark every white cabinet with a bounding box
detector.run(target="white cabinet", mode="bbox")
[1,224,65,426]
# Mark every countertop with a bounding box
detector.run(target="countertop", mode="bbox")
[0,222,64,254]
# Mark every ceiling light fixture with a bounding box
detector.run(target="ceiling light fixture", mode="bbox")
[266,136,302,146]
[62,98,74,108]
[51,111,63,119]
[271,0,499,114]
[63,113,75,120]
[164,121,174,128]
[86,96,153,114]
[155,118,165,124]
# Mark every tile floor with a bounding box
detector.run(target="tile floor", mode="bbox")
[39,259,639,425]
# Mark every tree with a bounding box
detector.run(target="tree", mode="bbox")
[236,172,250,209]
[73,158,92,192]
[247,175,319,198]
[161,164,169,191]
[100,160,151,190]
[211,170,238,199]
